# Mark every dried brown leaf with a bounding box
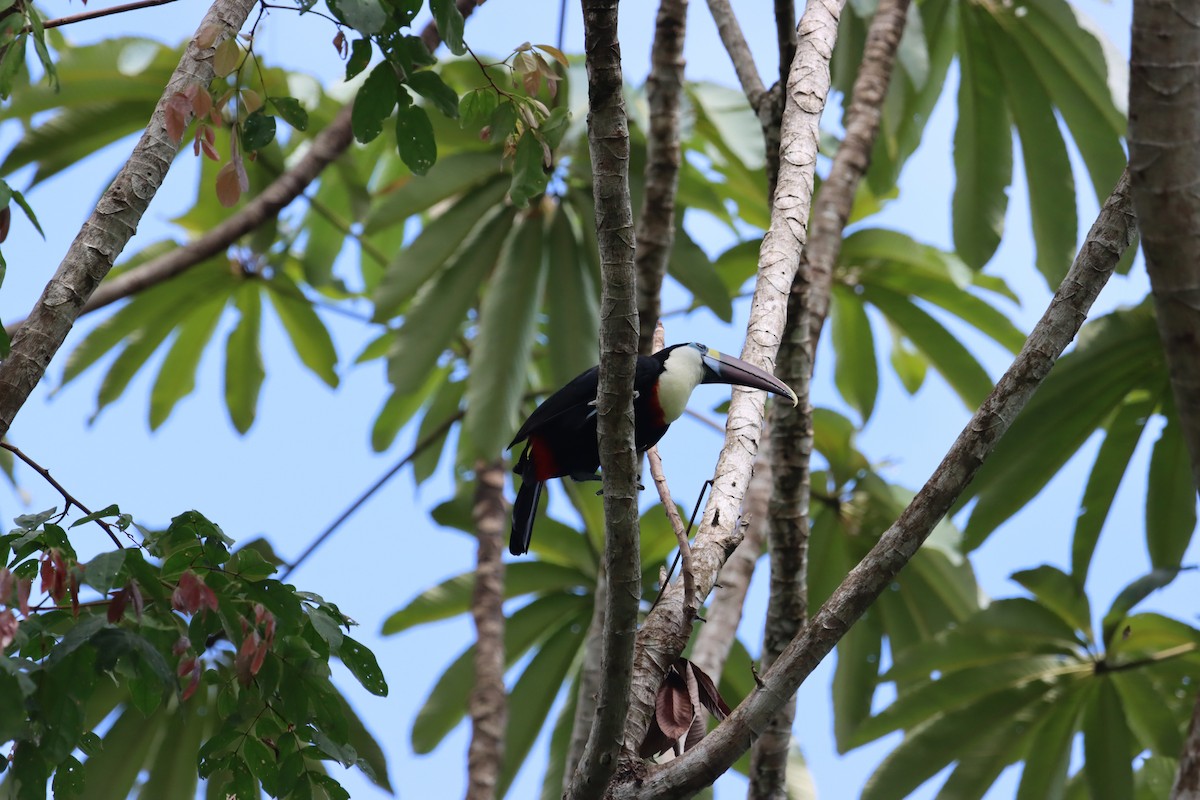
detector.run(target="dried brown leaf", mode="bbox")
[195,24,221,50]
[215,161,242,207]
[0,610,16,650]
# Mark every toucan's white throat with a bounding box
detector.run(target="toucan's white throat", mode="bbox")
[656,346,706,424]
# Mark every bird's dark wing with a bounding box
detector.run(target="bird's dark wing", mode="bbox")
[508,365,600,448]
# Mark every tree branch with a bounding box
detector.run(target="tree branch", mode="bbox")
[703,0,767,113]
[564,569,607,790]
[1,442,124,549]
[565,1,640,797]
[1128,1,1200,791]
[467,460,508,800]
[4,0,483,338]
[625,169,1137,800]
[0,0,257,440]
[618,0,845,770]
[752,0,910,791]
[774,0,796,91]
[634,0,688,355]
[22,0,180,33]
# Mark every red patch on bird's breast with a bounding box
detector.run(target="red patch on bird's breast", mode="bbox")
[646,382,667,428]
[530,435,561,481]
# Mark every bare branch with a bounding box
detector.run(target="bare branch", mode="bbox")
[625,170,1137,800]
[689,434,770,683]
[635,0,688,355]
[564,571,607,789]
[774,0,797,90]
[703,0,767,112]
[752,0,911,790]
[619,0,845,766]
[565,0,640,797]
[1128,0,1200,494]
[648,448,694,613]
[0,0,257,440]
[1,442,124,549]
[21,0,180,33]
[467,460,508,800]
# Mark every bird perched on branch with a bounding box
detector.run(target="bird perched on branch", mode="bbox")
[508,342,797,555]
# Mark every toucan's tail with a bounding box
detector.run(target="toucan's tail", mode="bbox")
[510,478,543,556]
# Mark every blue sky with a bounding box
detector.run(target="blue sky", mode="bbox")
[1,0,1195,798]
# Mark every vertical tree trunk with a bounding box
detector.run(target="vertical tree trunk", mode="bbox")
[566,1,640,797]
[466,461,508,800]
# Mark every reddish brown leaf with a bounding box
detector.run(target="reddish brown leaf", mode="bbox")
[240,88,262,114]
[215,161,241,207]
[251,639,268,676]
[165,92,191,144]
[181,662,201,701]
[192,88,213,119]
[192,133,202,157]
[173,636,192,657]
[236,630,261,684]
[177,656,197,677]
[0,610,16,650]
[332,29,347,58]
[234,154,249,193]
[195,24,220,49]
[687,659,732,718]
[107,588,128,623]
[200,138,220,162]
[655,667,693,741]
[0,566,12,601]
[17,579,30,617]
[521,68,541,98]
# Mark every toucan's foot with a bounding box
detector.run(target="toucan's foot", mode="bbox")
[570,471,602,483]
[592,481,645,496]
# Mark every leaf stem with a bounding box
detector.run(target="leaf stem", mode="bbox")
[1,442,124,549]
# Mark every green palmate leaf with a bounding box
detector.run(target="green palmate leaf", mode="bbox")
[496,617,587,796]
[545,204,600,388]
[712,238,760,293]
[140,698,211,800]
[365,150,501,235]
[860,681,1052,800]
[381,561,589,634]
[1101,567,1187,648]
[371,175,510,318]
[1111,669,1184,756]
[396,104,438,176]
[937,724,1031,800]
[1082,678,1134,800]
[860,284,994,408]
[410,594,590,753]
[1000,11,1125,210]
[832,602,883,753]
[352,62,399,143]
[984,13,1077,286]
[465,212,548,458]
[148,295,228,430]
[959,307,1164,549]
[509,130,549,208]
[850,655,1074,747]
[953,4,1012,269]
[829,283,879,422]
[412,377,465,485]
[1010,565,1092,643]
[889,332,928,395]
[668,226,734,322]
[1145,411,1197,569]
[1072,390,1159,581]
[264,275,339,387]
[539,672,578,800]
[224,282,265,435]
[1016,681,1091,800]
[2,102,152,187]
[387,207,516,393]
[371,364,450,452]
[407,71,460,119]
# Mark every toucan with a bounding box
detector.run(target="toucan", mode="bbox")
[508,342,797,556]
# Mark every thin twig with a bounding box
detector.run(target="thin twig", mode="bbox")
[1,443,123,549]
[281,411,463,579]
[703,0,767,112]
[20,0,179,33]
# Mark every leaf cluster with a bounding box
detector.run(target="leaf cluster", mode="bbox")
[0,508,390,799]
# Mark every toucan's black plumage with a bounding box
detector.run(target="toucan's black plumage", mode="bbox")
[508,343,797,556]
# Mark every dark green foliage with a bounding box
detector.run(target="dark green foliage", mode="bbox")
[0,509,389,799]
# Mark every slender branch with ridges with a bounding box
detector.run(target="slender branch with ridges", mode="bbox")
[565,1,640,797]
[0,0,257,440]
[467,460,508,800]
[617,0,845,770]
[752,0,911,791]
[634,0,689,355]
[703,0,767,112]
[620,170,1136,800]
